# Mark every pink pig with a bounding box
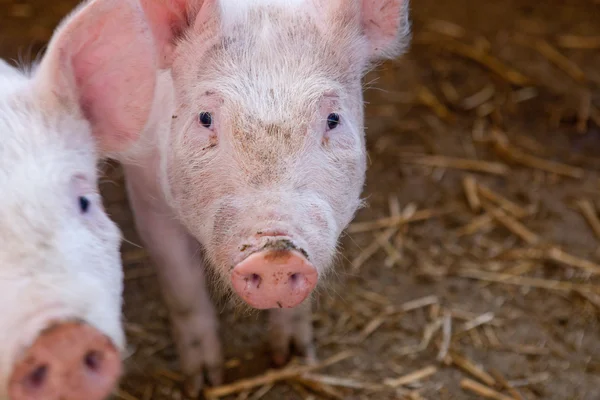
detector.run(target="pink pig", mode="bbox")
[0,0,156,398]
[121,0,410,392]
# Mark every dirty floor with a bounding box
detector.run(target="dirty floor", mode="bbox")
[1,0,599,399]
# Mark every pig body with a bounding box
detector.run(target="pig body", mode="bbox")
[124,0,410,391]
[0,0,157,398]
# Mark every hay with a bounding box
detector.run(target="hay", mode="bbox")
[5,0,599,398]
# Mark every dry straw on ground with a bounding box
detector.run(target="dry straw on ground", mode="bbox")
[4,0,597,398]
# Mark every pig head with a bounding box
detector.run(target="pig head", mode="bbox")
[139,0,411,309]
[0,0,156,398]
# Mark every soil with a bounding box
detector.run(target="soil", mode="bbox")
[1,0,599,399]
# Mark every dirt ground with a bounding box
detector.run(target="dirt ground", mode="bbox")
[2,0,600,399]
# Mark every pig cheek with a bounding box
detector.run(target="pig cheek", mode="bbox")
[210,201,243,266]
[183,170,221,211]
[166,156,208,210]
[211,205,234,249]
[306,199,336,234]
[306,205,339,272]
[311,209,329,231]
[319,160,364,238]
[330,153,365,213]
[167,130,219,210]
[84,206,121,249]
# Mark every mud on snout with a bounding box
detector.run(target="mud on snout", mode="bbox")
[230,237,318,310]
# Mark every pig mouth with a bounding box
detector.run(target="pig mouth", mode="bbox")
[260,239,309,259]
[232,238,310,271]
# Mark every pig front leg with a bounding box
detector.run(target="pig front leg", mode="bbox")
[124,167,223,394]
[268,300,316,366]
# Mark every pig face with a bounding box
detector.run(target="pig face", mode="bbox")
[0,0,156,398]
[0,75,125,388]
[144,0,410,309]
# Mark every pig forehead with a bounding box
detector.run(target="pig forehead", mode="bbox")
[189,3,363,87]
[214,81,336,125]
[0,172,62,255]
[0,161,74,254]
[193,49,352,121]
[0,127,95,230]
[0,101,95,173]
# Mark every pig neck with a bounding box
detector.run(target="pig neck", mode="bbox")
[118,69,176,210]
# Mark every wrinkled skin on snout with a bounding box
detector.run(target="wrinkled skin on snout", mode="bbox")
[127,0,410,393]
[0,0,157,398]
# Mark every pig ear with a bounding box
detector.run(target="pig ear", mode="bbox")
[36,0,157,154]
[360,0,411,61]
[140,0,217,67]
[317,0,410,61]
[140,0,190,66]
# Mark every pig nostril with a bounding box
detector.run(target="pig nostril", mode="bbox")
[25,365,48,390]
[289,273,303,288]
[248,273,262,289]
[84,351,102,372]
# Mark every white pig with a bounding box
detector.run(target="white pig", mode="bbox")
[0,0,157,398]
[124,0,411,392]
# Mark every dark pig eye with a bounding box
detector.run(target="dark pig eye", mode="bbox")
[198,112,213,128]
[79,196,91,214]
[326,113,340,130]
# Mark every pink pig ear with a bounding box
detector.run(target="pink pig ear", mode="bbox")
[140,0,218,67]
[140,0,190,66]
[317,0,410,61]
[360,0,411,60]
[35,0,157,154]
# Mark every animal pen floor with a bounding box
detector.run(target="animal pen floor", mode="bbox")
[2,0,600,399]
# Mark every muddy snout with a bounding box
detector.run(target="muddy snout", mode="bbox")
[231,239,318,309]
[8,322,121,400]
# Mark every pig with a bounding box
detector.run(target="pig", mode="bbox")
[0,0,157,398]
[122,0,411,392]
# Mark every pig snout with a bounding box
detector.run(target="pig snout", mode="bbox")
[231,239,318,309]
[8,322,121,400]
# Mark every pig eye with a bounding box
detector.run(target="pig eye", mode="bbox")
[78,196,91,214]
[198,112,213,128]
[327,113,340,130]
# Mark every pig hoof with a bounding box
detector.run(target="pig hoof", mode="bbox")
[180,365,223,399]
[294,341,317,365]
[170,309,223,395]
[271,351,289,368]
[268,306,315,368]
[181,359,223,396]
[270,340,316,368]
[302,345,317,365]
[207,363,224,387]
[183,364,223,397]
[184,375,204,398]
